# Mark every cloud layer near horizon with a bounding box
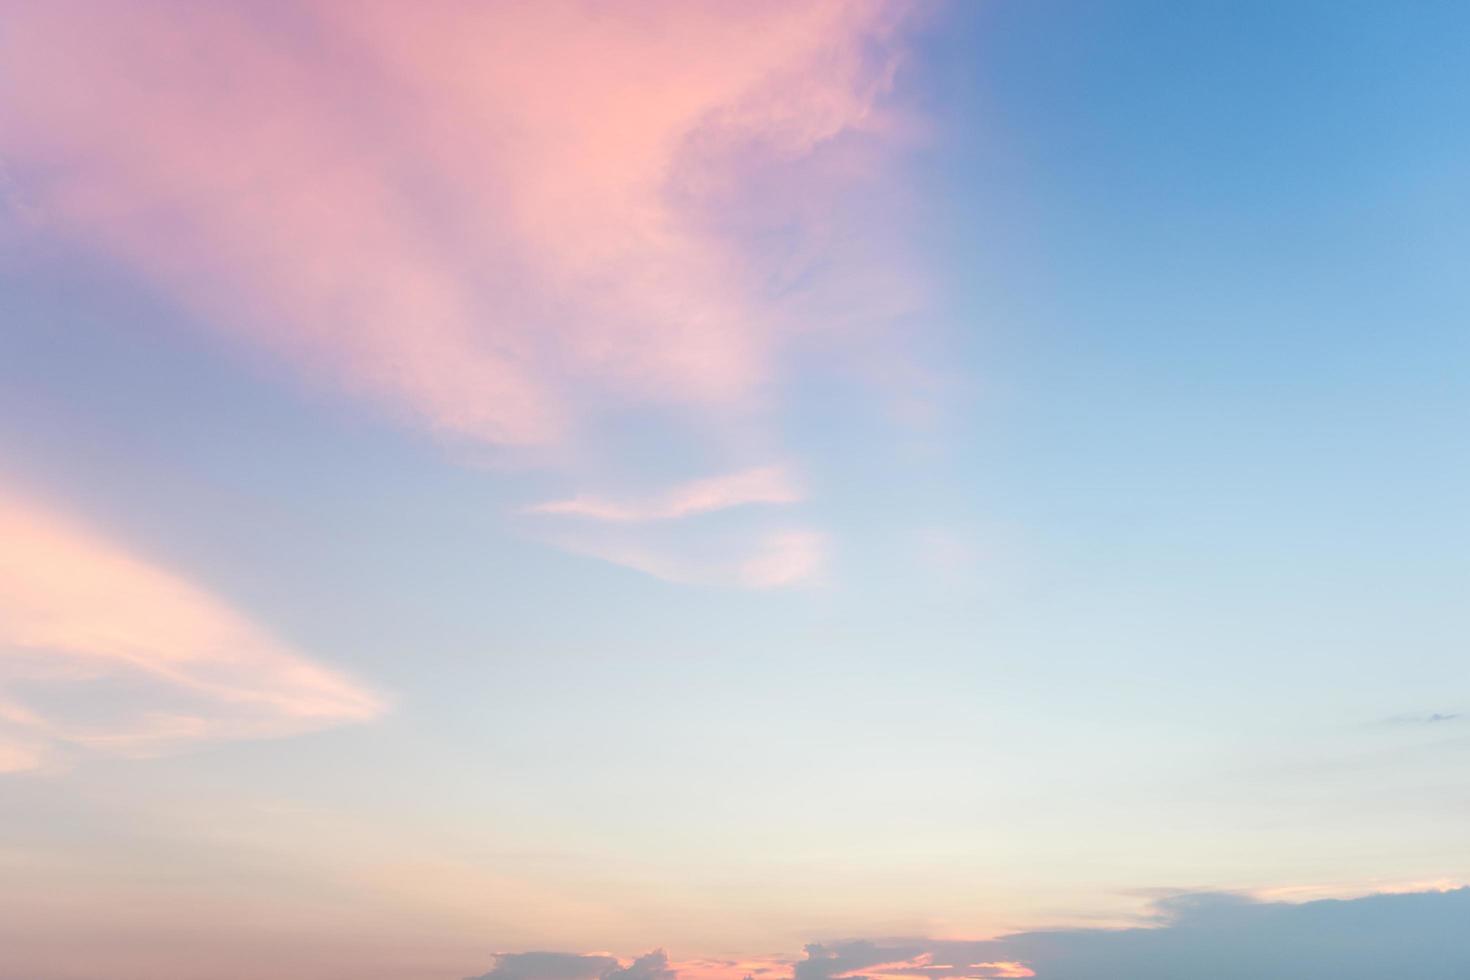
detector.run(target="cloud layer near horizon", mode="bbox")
[465,888,1470,980]
[0,486,383,772]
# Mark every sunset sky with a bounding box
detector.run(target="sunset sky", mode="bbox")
[1,2,1467,979]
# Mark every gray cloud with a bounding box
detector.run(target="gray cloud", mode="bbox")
[796,941,928,980]
[798,887,1470,980]
[468,888,1470,980]
[468,952,620,980]
[605,952,678,980]
[470,951,676,980]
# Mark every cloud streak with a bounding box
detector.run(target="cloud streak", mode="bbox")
[542,527,826,590]
[1380,711,1461,726]
[525,466,822,587]
[528,467,804,523]
[0,485,384,771]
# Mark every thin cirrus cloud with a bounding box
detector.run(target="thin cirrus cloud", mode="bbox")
[0,485,384,773]
[739,529,828,588]
[527,466,804,523]
[795,947,1033,980]
[0,0,922,449]
[526,466,825,588]
[0,1,920,590]
[543,528,826,590]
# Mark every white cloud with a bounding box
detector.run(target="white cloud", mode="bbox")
[528,466,804,523]
[0,485,385,771]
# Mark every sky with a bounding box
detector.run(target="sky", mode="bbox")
[0,1,1467,978]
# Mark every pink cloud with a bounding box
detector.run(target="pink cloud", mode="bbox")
[0,485,385,770]
[739,530,828,588]
[524,466,819,587]
[463,949,1035,980]
[0,738,44,774]
[0,0,921,448]
[529,466,803,522]
[545,527,825,590]
[967,964,1034,978]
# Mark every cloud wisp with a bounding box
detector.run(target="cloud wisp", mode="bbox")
[524,465,822,588]
[540,527,827,590]
[0,485,384,772]
[528,467,803,523]
[1379,711,1461,727]
[0,0,922,451]
[0,1,923,588]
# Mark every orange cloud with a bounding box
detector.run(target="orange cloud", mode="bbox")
[966,965,1033,979]
[0,738,44,774]
[0,0,919,448]
[830,953,1032,980]
[0,486,384,770]
[832,955,936,979]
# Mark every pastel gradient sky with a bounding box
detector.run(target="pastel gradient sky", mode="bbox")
[1,2,1467,979]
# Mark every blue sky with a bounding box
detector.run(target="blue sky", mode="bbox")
[0,2,1466,978]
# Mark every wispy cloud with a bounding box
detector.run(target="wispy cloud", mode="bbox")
[801,949,1033,980]
[526,465,821,588]
[545,528,826,590]
[528,466,803,523]
[0,485,385,771]
[1,1,925,589]
[0,0,921,450]
[739,529,827,588]
[1379,711,1461,727]
[0,737,44,774]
